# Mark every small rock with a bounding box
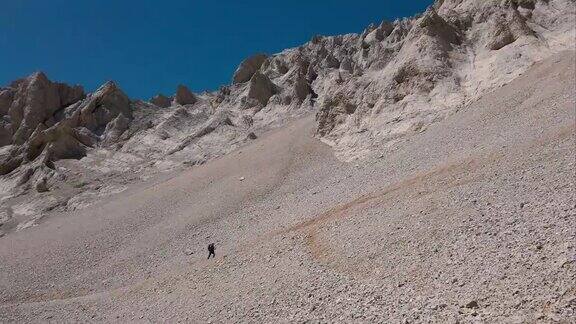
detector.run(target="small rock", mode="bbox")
[239,177,245,181]
[35,178,49,193]
[184,249,194,255]
[465,300,479,309]
[536,244,543,250]
[247,132,257,140]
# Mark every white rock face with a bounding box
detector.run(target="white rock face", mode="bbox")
[6,72,85,145]
[0,0,574,221]
[0,79,130,185]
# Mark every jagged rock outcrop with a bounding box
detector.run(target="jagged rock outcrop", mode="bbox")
[0,88,14,116]
[174,85,197,105]
[3,72,85,146]
[150,94,172,108]
[103,114,130,145]
[69,81,132,132]
[293,74,313,103]
[0,78,131,184]
[0,0,573,218]
[232,54,268,84]
[246,71,276,106]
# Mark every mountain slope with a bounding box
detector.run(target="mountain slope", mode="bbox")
[0,48,574,322]
[1,0,574,229]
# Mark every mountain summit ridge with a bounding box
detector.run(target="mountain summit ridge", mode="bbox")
[1,0,574,220]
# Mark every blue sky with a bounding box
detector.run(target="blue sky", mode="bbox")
[0,0,431,99]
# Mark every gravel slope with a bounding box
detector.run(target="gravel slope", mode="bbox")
[0,51,574,323]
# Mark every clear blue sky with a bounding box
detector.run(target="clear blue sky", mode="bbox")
[0,0,431,99]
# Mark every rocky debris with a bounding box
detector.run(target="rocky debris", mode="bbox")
[465,300,479,309]
[0,0,574,233]
[232,53,268,84]
[174,85,197,105]
[0,21,575,323]
[150,94,172,108]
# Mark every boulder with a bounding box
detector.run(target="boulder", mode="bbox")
[35,176,49,192]
[232,54,268,84]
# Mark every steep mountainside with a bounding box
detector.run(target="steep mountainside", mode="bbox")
[0,0,574,231]
[1,49,574,323]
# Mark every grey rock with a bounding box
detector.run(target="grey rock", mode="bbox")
[233,54,268,84]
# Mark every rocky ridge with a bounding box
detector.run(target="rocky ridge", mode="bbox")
[0,0,574,233]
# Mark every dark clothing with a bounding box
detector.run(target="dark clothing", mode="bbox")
[207,243,215,259]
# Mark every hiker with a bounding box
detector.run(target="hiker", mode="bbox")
[207,243,216,259]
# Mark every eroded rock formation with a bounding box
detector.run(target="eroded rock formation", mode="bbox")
[0,0,573,216]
